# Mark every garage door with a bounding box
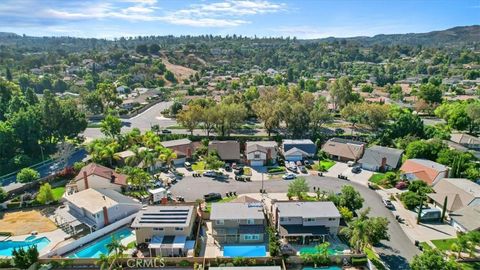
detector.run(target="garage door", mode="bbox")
[285,155,302,161]
[250,160,264,167]
[361,163,377,171]
[172,158,186,166]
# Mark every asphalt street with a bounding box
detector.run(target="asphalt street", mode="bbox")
[0,149,88,192]
[170,175,419,270]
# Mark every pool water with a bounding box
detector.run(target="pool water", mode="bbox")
[0,237,51,257]
[68,228,134,258]
[223,245,266,257]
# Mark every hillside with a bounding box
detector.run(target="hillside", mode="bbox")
[314,25,480,46]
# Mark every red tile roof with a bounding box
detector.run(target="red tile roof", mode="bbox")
[74,163,127,186]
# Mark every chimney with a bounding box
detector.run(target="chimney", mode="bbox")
[381,157,387,172]
[83,171,89,189]
[267,149,271,160]
[103,206,109,226]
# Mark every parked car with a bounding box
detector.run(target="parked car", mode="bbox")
[296,161,303,166]
[224,163,232,172]
[234,167,244,175]
[304,160,310,166]
[287,165,298,173]
[203,193,222,202]
[351,166,362,174]
[202,170,217,177]
[161,129,172,134]
[299,166,307,174]
[347,161,355,167]
[383,199,394,209]
[282,173,297,180]
[184,162,191,170]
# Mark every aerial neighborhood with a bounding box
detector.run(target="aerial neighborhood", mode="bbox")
[0,19,479,270]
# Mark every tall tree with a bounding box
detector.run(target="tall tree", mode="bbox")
[100,114,122,138]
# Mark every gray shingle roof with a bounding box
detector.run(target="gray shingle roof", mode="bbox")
[282,139,316,155]
[451,205,480,231]
[210,202,265,220]
[276,201,340,219]
[161,138,192,148]
[358,145,404,168]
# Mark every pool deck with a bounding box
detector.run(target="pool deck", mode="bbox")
[203,221,269,258]
[0,229,71,258]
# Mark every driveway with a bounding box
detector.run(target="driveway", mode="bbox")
[324,162,373,186]
[170,175,419,269]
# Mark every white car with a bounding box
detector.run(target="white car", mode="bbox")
[282,173,297,180]
[202,170,217,177]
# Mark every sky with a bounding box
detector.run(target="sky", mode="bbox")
[0,0,479,39]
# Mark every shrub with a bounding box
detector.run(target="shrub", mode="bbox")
[17,168,40,183]
[0,187,7,203]
[178,260,191,267]
[351,257,368,266]
[267,167,285,174]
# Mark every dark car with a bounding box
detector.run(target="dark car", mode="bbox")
[224,164,232,172]
[204,192,222,202]
[234,167,244,175]
[299,166,308,174]
[351,166,362,174]
[383,199,394,209]
[161,129,172,134]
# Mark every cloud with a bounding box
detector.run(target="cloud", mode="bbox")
[0,0,285,28]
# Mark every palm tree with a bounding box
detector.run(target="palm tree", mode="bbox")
[143,150,158,172]
[100,142,121,167]
[125,146,145,167]
[340,210,370,254]
[159,148,177,169]
[143,131,161,149]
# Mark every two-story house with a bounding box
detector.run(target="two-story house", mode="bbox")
[245,141,278,166]
[272,201,341,245]
[61,188,141,232]
[131,205,197,257]
[68,163,128,192]
[210,202,266,244]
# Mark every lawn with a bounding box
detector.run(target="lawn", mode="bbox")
[313,159,336,171]
[192,161,206,171]
[205,196,237,213]
[52,187,65,201]
[364,247,386,270]
[369,173,386,184]
[419,242,432,251]
[431,238,457,251]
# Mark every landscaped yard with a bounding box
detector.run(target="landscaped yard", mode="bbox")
[364,247,386,270]
[369,173,386,184]
[313,159,336,171]
[205,196,237,213]
[431,238,457,251]
[192,161,206,171]
[52,187,65,201]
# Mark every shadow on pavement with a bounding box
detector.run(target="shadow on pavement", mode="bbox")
[380,253,411,270]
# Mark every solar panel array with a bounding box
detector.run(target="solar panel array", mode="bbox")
[138,209,190,224]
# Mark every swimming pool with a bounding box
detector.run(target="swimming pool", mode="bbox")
[67,227,134,258]
[223,245,267,257]
[0,236,51,257]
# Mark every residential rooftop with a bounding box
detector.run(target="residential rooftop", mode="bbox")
[65,188,139,214]
[131,205,194,228]
[160,138,192,148]
[275,201,341,218]
[210,202,265,220]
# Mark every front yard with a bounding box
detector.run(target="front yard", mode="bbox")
[369,173,386,185]
[192,161,206,171]
[313,159,336,171]
[52,187,65,201]
[431,238,457,251]
[204,196,237,213]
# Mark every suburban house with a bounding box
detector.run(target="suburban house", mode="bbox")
[131,205,197,257]
[282,139,317,161]
[68,163,128,192]
[321,138,365,162]
[208,141,241,161]
[56,188,141,233]
[427,178,480,214]
[272,201,341,245]
[115,147,148,166]
[161,138,200,165]
[210,202,266,244]
[450,206,480,232]
[358,145,404,172]
[400,159,449,186]
[245,141,278,166]
[450,133,480,150]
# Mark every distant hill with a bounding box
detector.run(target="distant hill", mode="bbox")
[312,25,480,46]
[0,32,19,38]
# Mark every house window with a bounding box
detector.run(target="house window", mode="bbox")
[328,218,336,221]
[306,218,315,222]
[280,217,285,222]
[254,154,260,159]
[215,220,224,225]
[243,234,260,241]
[247,219,255,225]
[175,227,183,231]
[145,238,151,243]
[153,228,163,231]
